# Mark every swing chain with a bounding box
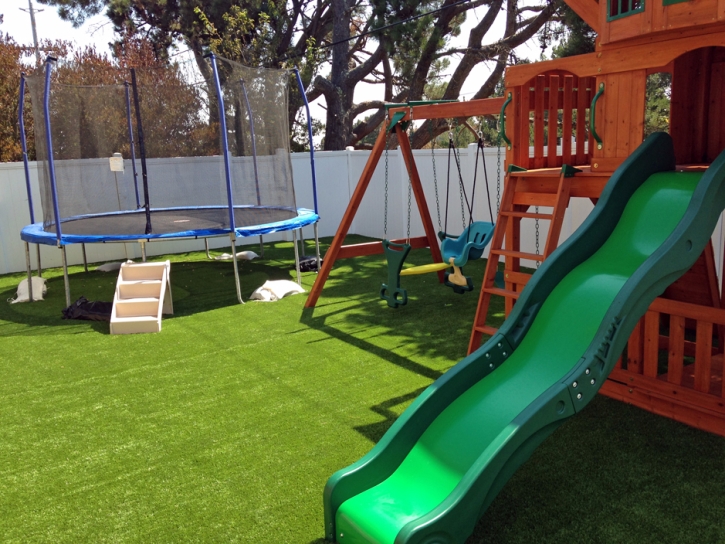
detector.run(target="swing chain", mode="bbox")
[430,121,442,232]
[496,134,502,215]
[448,124,467,231]
[535,205,540,268]
[384,130,389,239]
[407,120,413,241]
[407,178,412,240]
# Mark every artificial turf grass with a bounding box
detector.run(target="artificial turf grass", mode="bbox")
[0,236,723,544]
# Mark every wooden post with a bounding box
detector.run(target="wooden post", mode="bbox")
[305,125,389,308]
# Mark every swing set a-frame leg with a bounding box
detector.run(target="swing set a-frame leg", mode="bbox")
[304,122,444,308]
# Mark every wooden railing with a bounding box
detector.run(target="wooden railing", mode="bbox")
[603,297,725,435]
[512,72,597,170]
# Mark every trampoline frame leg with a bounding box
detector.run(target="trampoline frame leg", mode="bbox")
[36,244,42,277]
[314,222,321,272]
[205,238,212,260]
[82,243,88,272]
[259,235,264,258]
[293,229,302,286]
[230,234,244,304]
[24,242,34,303]
[140,240,147,262]
[60,245,71,308]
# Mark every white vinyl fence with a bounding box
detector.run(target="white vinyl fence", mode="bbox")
[2,146,725,282]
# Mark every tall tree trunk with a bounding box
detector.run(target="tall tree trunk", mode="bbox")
[322,0,355,150]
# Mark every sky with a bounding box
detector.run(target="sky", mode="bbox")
[1,0,546,127]
[2,0,115,52]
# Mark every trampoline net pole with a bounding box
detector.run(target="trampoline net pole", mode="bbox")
[60,246,71,308]
[293,68,318,215]
[207,54,237,232]
[36,244,42,277]
[314,223,321,271]
[24,242,34,303]
[124,82,141,209]
[293,229,301,286]
[130,68,152,234]
[230,234,244,304]
[18,73,36,225]
[42,57,63,245]
[239,79,261,207]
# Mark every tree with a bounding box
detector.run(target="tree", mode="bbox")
[545,4,596,59]
[38,0,335,148]
[39,0,561,150]
[644,72,671,136]
[0,31,27,162]
[0,25,68,162]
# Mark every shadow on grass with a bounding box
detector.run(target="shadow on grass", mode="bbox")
[354,386,427,443]
[0,244,305,335]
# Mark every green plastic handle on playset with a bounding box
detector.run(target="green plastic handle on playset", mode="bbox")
[590,82,605,150]
[323,132,725,544]
[498,92,512,150]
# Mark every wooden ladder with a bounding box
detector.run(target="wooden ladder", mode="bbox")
[468,164,580,353]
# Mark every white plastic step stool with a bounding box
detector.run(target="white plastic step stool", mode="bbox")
[110,261,173,334]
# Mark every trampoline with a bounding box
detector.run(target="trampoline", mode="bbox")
[18,54,320,305]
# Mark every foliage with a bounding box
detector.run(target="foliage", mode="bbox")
[0,32,28,162]
[0,24,71,163]
[644,72,671,137]
[2,33,217,163]
[38,0,330,150]
[37,0,562,151]
[544,5,596,59]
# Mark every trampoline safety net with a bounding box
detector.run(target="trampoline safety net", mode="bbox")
[26,56,298,238]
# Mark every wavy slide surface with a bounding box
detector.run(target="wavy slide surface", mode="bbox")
[324,133,725,544]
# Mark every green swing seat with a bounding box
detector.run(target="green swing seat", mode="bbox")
[440,220,495,267]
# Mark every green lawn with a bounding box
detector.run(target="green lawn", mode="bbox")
[1,236,723,543]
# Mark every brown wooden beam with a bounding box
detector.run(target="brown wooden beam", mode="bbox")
[506,32,725,89]
[387,97,506,122]
[304,125,389,308]
[337,236,430,259]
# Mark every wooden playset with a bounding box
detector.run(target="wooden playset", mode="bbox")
[307,0,725,436]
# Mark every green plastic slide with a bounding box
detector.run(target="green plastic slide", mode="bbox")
[323,133,725,544]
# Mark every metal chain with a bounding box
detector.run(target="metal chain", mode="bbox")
[449,127,467,230]
[430,121,442,232]
[496,133,502,215]
[384,130,389,239]
[535,206,540,268]
[407,178,412,240]
[407,119,413,241]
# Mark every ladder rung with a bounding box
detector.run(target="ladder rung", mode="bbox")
[483,287,520,299]
[500,210,553,220]
[474,325,499,336]
[490,249,543,262]
[512,193,558,207]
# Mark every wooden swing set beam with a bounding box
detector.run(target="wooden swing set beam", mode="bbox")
[386,97,506,123]
[305,96,506,308]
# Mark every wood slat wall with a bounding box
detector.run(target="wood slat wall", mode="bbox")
[512,72,596,170]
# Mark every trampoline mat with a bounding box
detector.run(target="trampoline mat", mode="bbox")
[46,207,298,236]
